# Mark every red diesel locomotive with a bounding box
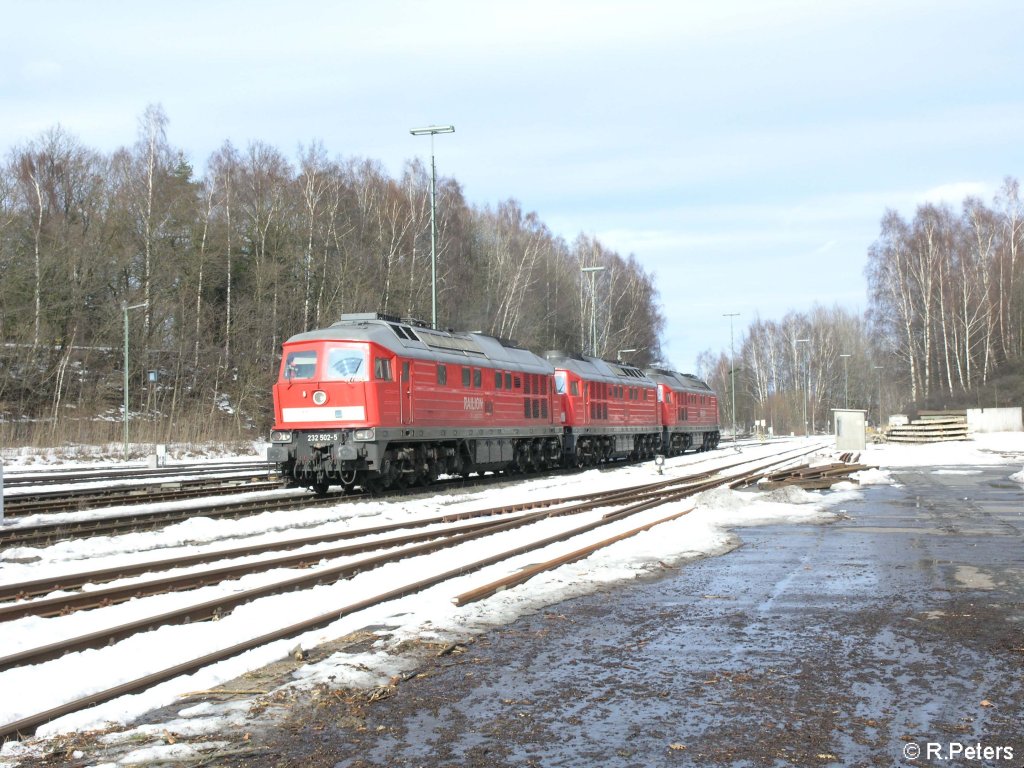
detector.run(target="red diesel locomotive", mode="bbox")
[546,351,662,465]
[646,368,722,454]
[268,313,720,493]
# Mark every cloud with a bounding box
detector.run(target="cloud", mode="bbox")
[920,181,991,205]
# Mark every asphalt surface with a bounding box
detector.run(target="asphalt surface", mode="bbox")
[260,464,1024,768]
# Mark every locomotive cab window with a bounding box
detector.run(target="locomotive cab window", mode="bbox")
[570,380,579,396]
[495,371,504,389]
[473,368,482,388]
[374,357,393,381]
[323,347,368,381]
[462,367,471,387]
[437,364,448,385]
[284,350,317,380]
[554,372,567,394]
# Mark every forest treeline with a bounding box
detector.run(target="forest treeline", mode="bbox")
[1,104,1020,447]
[0,106,663,447]
[700,177,1024,436]
[699,178,1024,436]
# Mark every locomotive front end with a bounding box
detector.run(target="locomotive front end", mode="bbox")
[269,340,375,494]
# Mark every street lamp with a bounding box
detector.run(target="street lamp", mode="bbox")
[724,312,739,442]
[839,353,851,409]
[795,338,809,436]
[409,124,455,330]
[123,302,147,460]
[874,365,884,429]
[581,266,605,356]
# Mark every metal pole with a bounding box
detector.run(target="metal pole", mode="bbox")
[410,125,454,330]
[875,366,884,429]
[795,338,809,436]
[840,354,851,409]
[123,302,146,460]
[123,304,129,459]
[590,271,597,356]
[805,353,809,436]
[724,313,739,441]
[429,139,437,330]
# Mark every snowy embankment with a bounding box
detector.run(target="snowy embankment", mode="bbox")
[0,434,1022,766]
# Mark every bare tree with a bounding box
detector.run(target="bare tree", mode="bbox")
[297,142,331,331]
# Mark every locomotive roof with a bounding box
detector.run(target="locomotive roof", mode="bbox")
[644,367,715,395]
[544,351,656,388]
[284,313,554,374]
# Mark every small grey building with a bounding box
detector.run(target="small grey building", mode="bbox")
[833,409,867,451]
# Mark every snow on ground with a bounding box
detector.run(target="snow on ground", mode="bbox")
[1,433,1022,766]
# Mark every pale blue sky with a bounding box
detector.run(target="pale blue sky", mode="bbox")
[3,0,1022,370]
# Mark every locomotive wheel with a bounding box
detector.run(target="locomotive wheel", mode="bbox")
[311,480,330,496]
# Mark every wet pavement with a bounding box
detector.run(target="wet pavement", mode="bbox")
[250,465,1024,768]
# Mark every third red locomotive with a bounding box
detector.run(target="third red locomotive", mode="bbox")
[268,313,720,493]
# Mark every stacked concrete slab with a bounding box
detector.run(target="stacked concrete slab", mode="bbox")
[886,411,969,443]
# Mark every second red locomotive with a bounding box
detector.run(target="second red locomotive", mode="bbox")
[268,313,720,493]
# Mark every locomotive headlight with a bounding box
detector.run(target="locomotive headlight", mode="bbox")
[271,430,293,443]
[354,428,375,441]
[312,390,328,405]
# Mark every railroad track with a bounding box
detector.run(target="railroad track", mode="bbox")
[0,450,759,549]
[1,461,275,488]
[0,466,570,549]
[0,489,326,549]
[0,440,835,741]
[1,475,281,517]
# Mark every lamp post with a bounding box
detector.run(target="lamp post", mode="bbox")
[581,266,605,356]
[874,365,884,429]
[724,312,739,441]
[123,302,147,460]
[617,348,638,362]
[839,353,851,409]
[409,124,455,330]
[795,338,809,436]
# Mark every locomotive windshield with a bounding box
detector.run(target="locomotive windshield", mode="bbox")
[283,350,317,380]
[323,346,369,381]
